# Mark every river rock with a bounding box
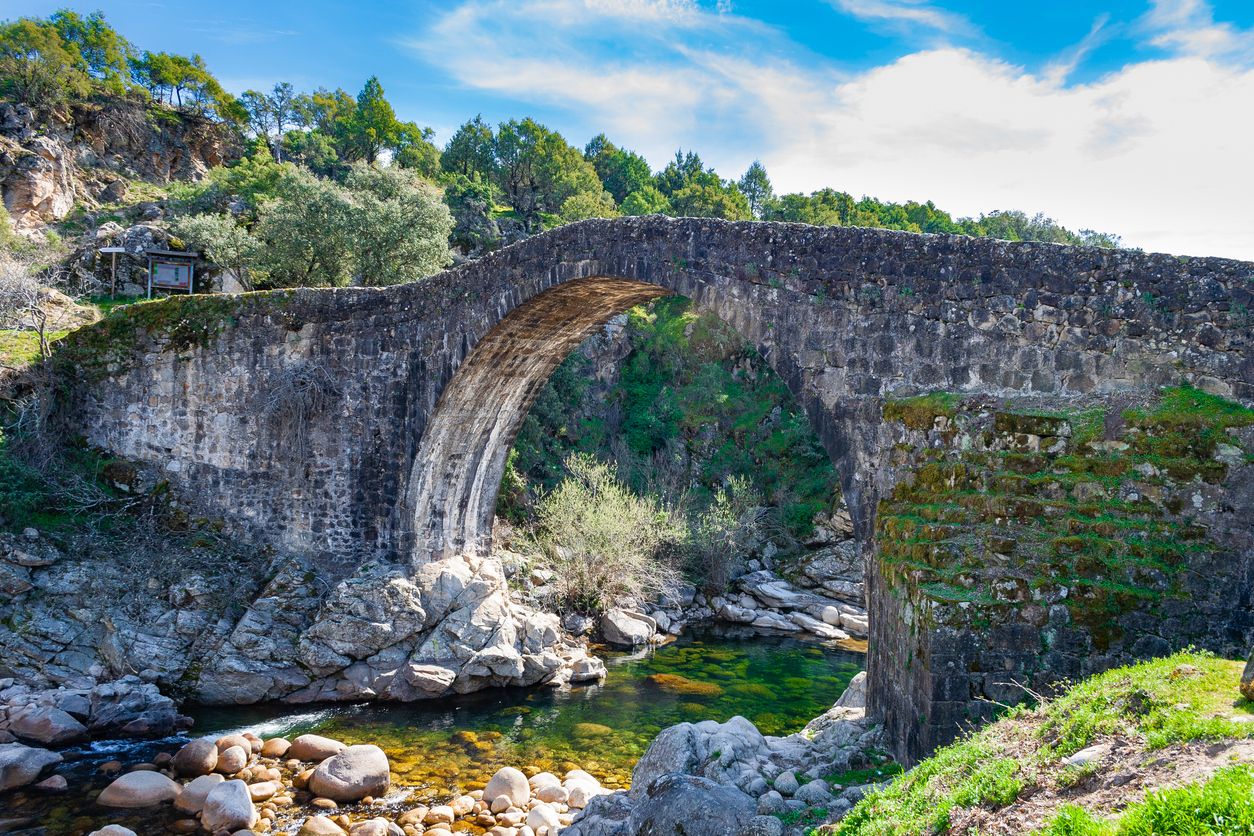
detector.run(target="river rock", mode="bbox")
[33,774,68,792]
[97,770,182,807]
[308,744,390,802]
[7,704,88,746]
[174,773,224,814]
[628,774,756,835]
[1242,649,1254,702]
[289,734,347,762]
[299,816,348,836]
[261,737,292,758]
[600,609,655,647]
[201,779,257,831]
[215,744,248,774]
[172,737,218,776]
[0,742,62,792]
[87,828,137,836]
[485,765,531,806]
[527,803,561,830]
[248,780,278,801]
[215,733,252,752]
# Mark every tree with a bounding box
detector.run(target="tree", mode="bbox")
[738,161,774,219]
[342,163,453,286]
[49,9,133,92]
[560,189,619,223]
[0,249,65,362]
[252,168,357,287]
[669,181,752,221]
[620,185,670,216]
[393,122,441,179]
[441,115,497,181]
[345,76,400,164]
[0,18,92,109]
[171,213,260,290]
[585,134,652,203]
[493,118,605,231]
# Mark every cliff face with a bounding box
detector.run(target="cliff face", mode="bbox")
[0,98,238,233]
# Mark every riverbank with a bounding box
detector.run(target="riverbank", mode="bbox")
[0,627,870,835]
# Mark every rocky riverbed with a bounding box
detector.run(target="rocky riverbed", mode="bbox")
[3,673,882,836]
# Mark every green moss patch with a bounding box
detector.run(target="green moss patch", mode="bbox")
[883,392,960,431]
[876,387,1251,645]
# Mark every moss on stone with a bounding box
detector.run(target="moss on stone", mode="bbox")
[883,392,960,431]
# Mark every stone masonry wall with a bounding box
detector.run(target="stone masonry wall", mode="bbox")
[51,216,1254,759]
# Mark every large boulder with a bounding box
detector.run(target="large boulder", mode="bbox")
[288,734,347,762]
[628,774,756,835]
[0,742,62,792]
[171,737,218,777]
[174,773,224,814]
[201,779,257,831]
[96,771,182,807]
[7,704,88,746]
[307,744,390,802]
[601,609,655,647]
[1242,649,1254,702]
[484,766,531,806]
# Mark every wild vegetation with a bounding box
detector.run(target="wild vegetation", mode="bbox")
[830,652,1254,835]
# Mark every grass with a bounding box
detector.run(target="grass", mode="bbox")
[0,329,70,369]
[827,652,1254,836]
[826,762,906,787]
[1037,653,1254,758]
[1038,765,1254,835]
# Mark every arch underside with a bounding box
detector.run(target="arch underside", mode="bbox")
[403,276,670,562]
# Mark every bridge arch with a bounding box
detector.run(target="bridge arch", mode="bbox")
[56,216,1254,761]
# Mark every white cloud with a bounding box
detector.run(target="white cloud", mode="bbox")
[826,0,973,37]
[1142,0,1254,61]
[410,1,1254,260]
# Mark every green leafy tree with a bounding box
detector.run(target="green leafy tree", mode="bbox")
[171,213,260,290]
[585,134,653,203]
[282,129,341,178]
[342,163,453,286]
[0,18,91,109]
[49,9,133,92]
[620,185,671,216]
[252,168,357,287]
[655,150,751,220]
[441,115,497,181]
[393,122,442,179]
[738,161,774,219]
[560,189,619,223]
[444,173,502,254]
[493,118,605,231]
[345,76,400,164]
[670,181,752,220]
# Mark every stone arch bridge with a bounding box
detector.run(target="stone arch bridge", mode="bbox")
[56,216,1254,761]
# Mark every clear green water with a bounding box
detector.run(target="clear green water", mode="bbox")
[9,625,862,833]
[192,625,864,797]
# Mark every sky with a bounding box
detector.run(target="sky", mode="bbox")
[8,0,1254,259]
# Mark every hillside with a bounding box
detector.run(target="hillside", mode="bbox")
[832,652,1254,835]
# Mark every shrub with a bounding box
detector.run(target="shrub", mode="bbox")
[532,453,682,614]
[686,476,762,592]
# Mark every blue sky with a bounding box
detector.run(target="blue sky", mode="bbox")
[8,0,1254,258]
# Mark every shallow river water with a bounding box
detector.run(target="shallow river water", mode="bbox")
[15,625,864,834]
